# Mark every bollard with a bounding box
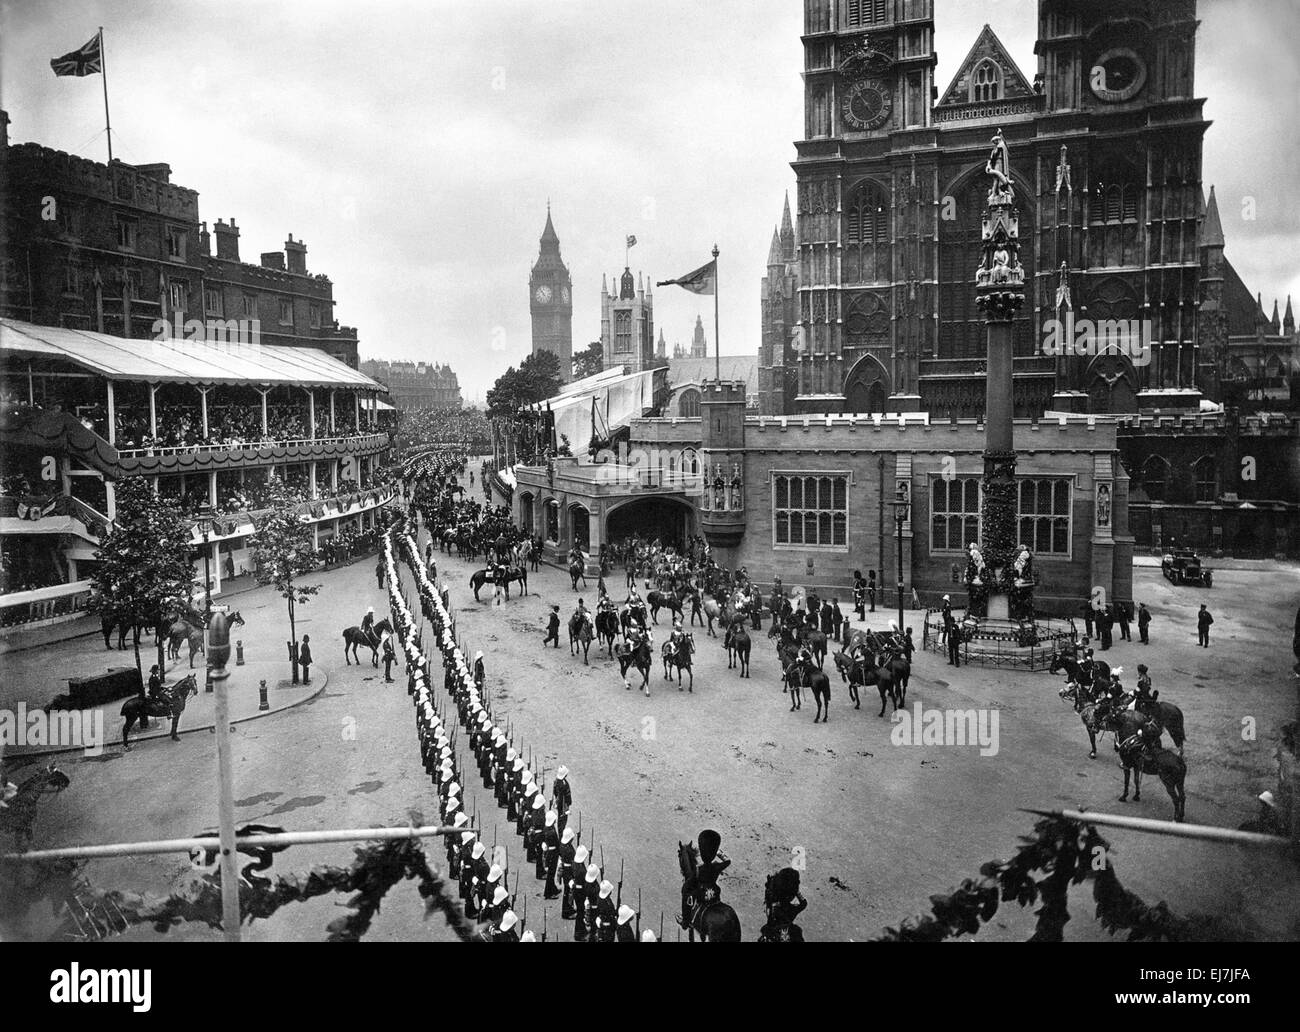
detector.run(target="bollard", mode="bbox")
[236,640,245,665]
[259,678,269,712]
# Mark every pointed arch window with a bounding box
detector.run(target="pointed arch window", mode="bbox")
[1141,456,1169,502]
[971,60,1002,103]
[845,183,890,284]
[1193,457,1218,503]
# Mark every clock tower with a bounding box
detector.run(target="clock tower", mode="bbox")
[530,204,574,382]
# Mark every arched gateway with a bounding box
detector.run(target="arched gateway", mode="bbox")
[605,496,694,551]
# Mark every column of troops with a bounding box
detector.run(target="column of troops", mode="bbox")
[386,523,654,942]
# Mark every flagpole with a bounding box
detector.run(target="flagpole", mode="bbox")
[712,244,720,383]
[99,27,113,163]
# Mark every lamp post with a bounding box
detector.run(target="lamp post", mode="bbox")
[195,503,217,691]
[889,485,910,634]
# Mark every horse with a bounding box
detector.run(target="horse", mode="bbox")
[568,613,594,665]
[615,639,653,695]
[700,595,722,637]
[470,566,528,602]
[595,609,621,658]
[1057,682,1115,758]
[800,665,833,723]
[0,761,70,846]
[120,672,199,750]
[677,841,741,942]
[619,602,648,636]
[661,633,695,691]
[569,559,587,592]
[804,629,828,669]
[1132,695,1186,755]
[342,617,394,667]
[723,623,751,678]
[833,650,900,717]
[1108,709,1187,822]
[646,590,683,625]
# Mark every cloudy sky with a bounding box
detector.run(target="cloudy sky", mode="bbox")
[4,0,1297,403]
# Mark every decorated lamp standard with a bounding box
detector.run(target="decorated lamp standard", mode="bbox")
[973,128,1029,621]
[194,502,218,689]
[888,484,909,634]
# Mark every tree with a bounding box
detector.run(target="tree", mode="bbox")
[249,473,321,681]
[92,477,197,679]
[572,341,603,380]
[486,350,563,417]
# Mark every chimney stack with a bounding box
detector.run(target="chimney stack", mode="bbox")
[260,250,285,271]
[285,234,307,274]
[214,218,240,261]
[199,221,212,256]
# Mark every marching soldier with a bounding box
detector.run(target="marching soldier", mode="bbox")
[526,790,546,864]
[615,904,638,943]
[492,909,520,943]
[552,765,573,833]
[575,861,600,942]
[594,879,618,943]
[538,809,561,897]
[480,862,505,917]
[473,650,486,690]
[557,827,578,914]
[567,843,590,925]
[481,883,511,928]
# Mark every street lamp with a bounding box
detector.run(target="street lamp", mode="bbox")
[888,485,910,635]
[194,502,218,692]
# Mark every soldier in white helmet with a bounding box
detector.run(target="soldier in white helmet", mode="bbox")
[574,861,599,942]
[538,809,561,897]
[640,928,657,942]
[481,883,511,928]
[559,833,581,918]
[526,792,546,867]
[492,909,520,943]
[615,903,638,943]
[552,765,573,834]
[593,879,618,943]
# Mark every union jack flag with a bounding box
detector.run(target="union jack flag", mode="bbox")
[50,33,102,77]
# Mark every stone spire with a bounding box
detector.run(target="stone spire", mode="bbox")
[539,202,560,254]
[767,226,782,267]
[1201,185,1224,248]
[1285,295,1295,335]
[1270,299,1281,334]
[779,192,795,261]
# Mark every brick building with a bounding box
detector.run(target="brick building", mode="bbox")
[360,359,462,411]
[0,109,361,367]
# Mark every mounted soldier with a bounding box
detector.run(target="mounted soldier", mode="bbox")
[680,829,730,930]
[758,867,808,943]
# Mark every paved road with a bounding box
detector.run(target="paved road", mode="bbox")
[5,532,1299,941]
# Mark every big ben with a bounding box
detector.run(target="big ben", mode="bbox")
[529,204,574,382]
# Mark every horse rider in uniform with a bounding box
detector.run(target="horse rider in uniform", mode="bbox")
[681,829,730,931]
[361,606,375,639]
[760,867,809,942]
[667,620,688,661]
[1134,664,1157,711]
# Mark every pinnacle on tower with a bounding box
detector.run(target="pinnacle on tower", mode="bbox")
[540,204,560,253]
[780,192,795,261]
[1270,299,1281,333]
[1201,185,1224,248]
[1284,295,1295,335]
[767,226,783,267]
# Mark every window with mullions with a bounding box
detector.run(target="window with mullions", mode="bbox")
[773,473,848,548]
[931,476,981,553]
[1018,479,1072,556]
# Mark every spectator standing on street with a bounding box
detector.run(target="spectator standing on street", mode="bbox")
[940,594,953,645]
[947,616,962,667]
[1082,601,1094,641]
[1137,602,1151,644]
[1098,604,1114,651]
[1197,604,1214,647]
[543,605,561,648]
[382,637,396,683]
[375,557,385,590]
[299,635,313,684]
[867,570,877,613]
[1116,601,1131,641]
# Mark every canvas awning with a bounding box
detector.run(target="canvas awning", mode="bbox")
[1,318,386,392]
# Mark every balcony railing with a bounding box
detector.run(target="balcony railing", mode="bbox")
[116,432,379,459]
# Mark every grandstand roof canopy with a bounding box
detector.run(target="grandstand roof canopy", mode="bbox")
[0,318,385,392]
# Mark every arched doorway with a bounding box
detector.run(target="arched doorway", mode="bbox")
[606,497,694,551]
[569,504,590,551]
[519,492,534,535]
[544,500,560,543]
[843,354,890,413]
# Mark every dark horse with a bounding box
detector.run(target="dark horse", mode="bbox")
[595,609,621,658]
[677,841,741,942]
[646,590,683,625]
[569,559,587,591]
[1107,709,1188,822]
[723,623,751,678]
[0,762,70,846]
[833,650,901,717]
[342,617,394,667]
[568,613,594,665]
[120,672,199,750]
[615,639,653,696]
[1057,681,1114,759]
[470,565,528,601]
[661,633,695,691]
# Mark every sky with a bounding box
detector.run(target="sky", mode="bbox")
[3,0,1297,404]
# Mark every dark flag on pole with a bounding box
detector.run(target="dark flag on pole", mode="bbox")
[51,34,103,76]
[657,260,716,296]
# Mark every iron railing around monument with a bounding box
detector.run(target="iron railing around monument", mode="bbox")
[920,608,1077,673]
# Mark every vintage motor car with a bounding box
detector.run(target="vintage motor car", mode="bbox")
[1161,549,1213,587]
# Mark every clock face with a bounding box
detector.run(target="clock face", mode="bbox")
[842,79,891,131]
[1089,48,1147,102]
[534,285,553,304]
